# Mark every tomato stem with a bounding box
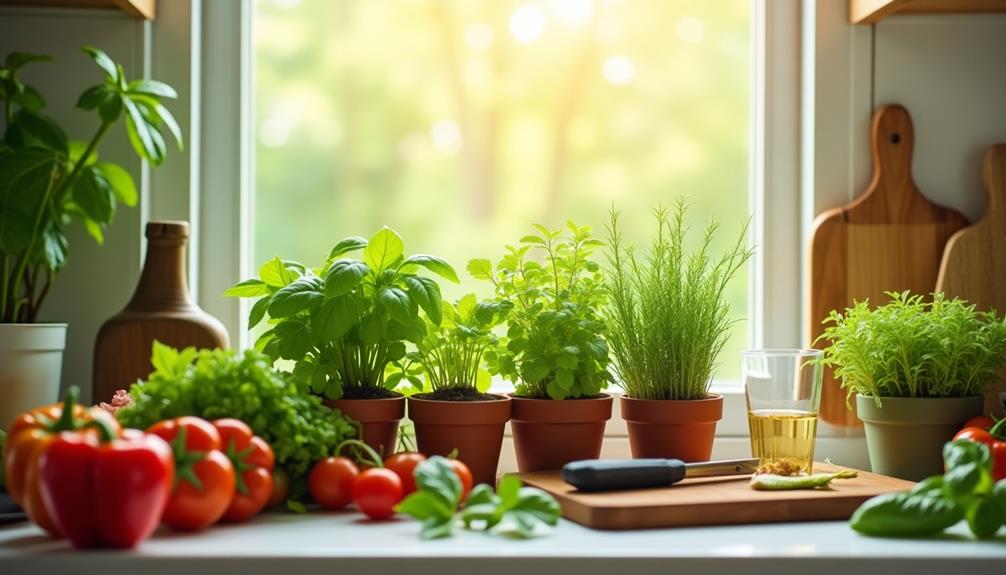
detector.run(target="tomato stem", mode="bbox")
[51,385,80,432]
[989,417,1006,440]
[334,439,384,468]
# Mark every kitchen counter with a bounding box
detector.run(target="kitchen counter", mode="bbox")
[1,512,1003,575]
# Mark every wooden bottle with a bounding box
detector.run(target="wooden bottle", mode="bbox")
[93,221,229,403]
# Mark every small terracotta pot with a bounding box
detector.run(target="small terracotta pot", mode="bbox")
[325,396,405,458]
[407,394,511,485]
[621,394,723,461]
[510,394,613,472]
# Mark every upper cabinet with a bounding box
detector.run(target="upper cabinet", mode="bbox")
[851,0,1006,24]
[0,0,155,20]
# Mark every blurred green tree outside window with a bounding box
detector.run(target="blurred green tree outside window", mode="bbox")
[254,0,750,379]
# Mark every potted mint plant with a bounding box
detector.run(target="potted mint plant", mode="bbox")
[396,294,511,485]
[0,48,181,427]
[226,227,458,457]
[604,201,752,461]
[820,291,1006,480]
[470,222,614,472]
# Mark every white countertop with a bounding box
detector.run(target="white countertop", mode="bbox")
[1,512,1003,575]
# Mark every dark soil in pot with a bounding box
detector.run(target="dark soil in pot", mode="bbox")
[325,391,405,458]
[407,391,511,485]
[620,394,723,461]
[510,393,613,472]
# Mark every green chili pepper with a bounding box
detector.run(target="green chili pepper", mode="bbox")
[749,470,858,490]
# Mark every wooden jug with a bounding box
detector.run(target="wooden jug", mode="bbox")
[93,221,229,403]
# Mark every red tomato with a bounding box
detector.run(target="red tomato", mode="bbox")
[308,457,359,510]
[147,417,236,531]
[954,427,1006,480]
[962,416,996,430]
[267,467,290,509]
[384,452,426,494]
[449,459,473,501]
[214,419,275,522]
[352,468,403,520]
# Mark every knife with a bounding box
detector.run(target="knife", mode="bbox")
[561,458,760,491]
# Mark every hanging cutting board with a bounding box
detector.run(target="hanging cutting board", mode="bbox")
[936,144,1006,417]
[515,463,913,530]
[808,105,970,427]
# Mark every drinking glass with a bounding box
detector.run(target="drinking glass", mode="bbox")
[742,349,824,475]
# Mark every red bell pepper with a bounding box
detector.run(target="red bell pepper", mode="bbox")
[213,418,275,522]
[38,422,174,549]
[954,416,1006,481]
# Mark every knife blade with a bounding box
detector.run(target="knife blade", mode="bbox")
[561,458,760,492]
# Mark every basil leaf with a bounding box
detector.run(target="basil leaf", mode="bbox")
[850,492,964,537]
[401,254,459,283]
[328,236,367,259]
[268,275,324,318]
[413,456,463,510]
[378,286,417,325]
[403,275,442,325]
[225,278,270,298]
[324,259,370,297]
[247,296,270,329]
[312,296,359,342]
[364,227,404,272]
[966,498,1004,539]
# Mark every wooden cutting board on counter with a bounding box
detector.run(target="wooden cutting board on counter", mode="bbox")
[516,463,913,530]
[936,144,1006,416]
[808,104,969,427]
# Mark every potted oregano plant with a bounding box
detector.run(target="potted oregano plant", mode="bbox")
[395,294,511,485]
[604,201,752,461]
[469,222,613,472]
[820,291,1006,480]
[0,48,181,427]
[226,227,458,457]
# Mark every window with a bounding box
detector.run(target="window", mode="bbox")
[252,0,752,379]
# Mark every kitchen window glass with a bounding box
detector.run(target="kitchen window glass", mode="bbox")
[253,0,751,379]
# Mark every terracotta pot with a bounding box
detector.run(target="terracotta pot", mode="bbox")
[621,394,723,461]
[407,395,511,485]
[510,394,613,472]
[325,396,405,458]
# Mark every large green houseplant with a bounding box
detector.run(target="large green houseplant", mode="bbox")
[0,47,180,428]
[469,222,614,472]
[604,200,752,461]
[226,226,458,456]
[820,291,1006,480]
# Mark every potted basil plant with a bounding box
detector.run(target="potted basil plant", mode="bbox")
[604,201,752,461]
[820,291,1006,480]
[226,227,458,457]
[469,222,614,472]
[395,293,511,485]
[0,48,181,427]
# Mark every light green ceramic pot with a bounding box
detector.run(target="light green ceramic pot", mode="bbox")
[856,394,984,481]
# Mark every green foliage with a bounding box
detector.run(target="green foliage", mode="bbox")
[0,47,181,323]
[226,227,458,399]
[471,222,610,400]
[604,200,752,400]
[390,294,509,394]
[115,342,356,484]
[395,456,561,539]
[820,291,1006,402]
[850,440,1006,538]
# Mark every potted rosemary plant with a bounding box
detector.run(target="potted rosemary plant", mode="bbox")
[820,291,1006,480]
[604,201,752,461]
[469,222,613,472]
[398,294,510,485]
[226,227,458,457]
[0,48,181,427]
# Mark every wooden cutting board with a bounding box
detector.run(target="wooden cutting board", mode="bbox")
[808,105,969,427]
[936,144,1006,417]
[516,463,913,530]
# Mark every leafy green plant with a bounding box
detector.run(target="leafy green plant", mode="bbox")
[604,200,752,400]
[468,222,610,400]
[851,440,1006,538]
[0,48,181,323]
[395,456,561,539]
[115,342,356,485]
[226,227,458,399]
[820,291,1006,402]
[390,294,509,398]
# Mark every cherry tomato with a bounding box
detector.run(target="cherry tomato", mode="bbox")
[308,457,359,510]
[352,468,403,520]
[267,467,290,509]
[384,452,426,494]
[449,459,473,501]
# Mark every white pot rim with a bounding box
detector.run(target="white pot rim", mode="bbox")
[0,323,68,351]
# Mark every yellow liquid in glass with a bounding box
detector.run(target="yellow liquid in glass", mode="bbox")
[748,409,818,474]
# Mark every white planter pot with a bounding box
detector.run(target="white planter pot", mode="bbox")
[0,323,67,429]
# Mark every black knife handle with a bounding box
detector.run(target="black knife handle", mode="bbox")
[561,459,686,491]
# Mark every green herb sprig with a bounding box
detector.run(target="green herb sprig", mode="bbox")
[395,456,561,539]
[604,200,752,400]
[820,291,1006,403]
